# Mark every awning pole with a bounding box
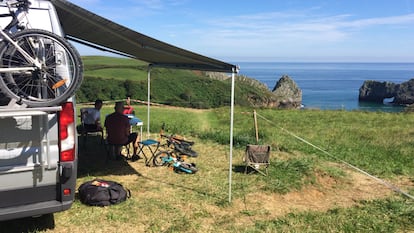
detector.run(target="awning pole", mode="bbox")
[228,68,236,203]
[147,65,152,138]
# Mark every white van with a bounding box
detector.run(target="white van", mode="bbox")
[0,0,78,221]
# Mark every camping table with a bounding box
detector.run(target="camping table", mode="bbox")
[126,114,143,140]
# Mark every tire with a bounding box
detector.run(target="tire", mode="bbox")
[179,162,198,174]
[153,151,170,167]
[0,29,83,107]
[182,148,198,157]
[187,163,198,173]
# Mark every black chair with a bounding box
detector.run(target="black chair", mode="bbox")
[105,140,133,161]
[78,108,104,145]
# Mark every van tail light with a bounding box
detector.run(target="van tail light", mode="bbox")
[59,102,76,162]
[63,188,71,196]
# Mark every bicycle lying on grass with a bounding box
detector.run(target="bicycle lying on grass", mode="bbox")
[0,0,82,107]
[152,126,198,174]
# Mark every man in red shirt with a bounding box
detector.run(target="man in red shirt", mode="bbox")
[105,101,139,160]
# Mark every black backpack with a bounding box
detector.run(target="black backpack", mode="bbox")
[78,179,131,206]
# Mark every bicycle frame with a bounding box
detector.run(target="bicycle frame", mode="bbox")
[0,29,41,70]
[0,1,41,71]
[0,0,83,107]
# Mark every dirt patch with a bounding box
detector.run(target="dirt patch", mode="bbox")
[230,168,412,223]
[129,146,414,225]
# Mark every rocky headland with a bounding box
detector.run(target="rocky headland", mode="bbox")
[208,72,303,109]
[271,75,302,109]
[359,78,414,105]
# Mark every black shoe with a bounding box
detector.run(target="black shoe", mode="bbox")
[131,154,141,161]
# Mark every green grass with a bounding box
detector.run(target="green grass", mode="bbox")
[82,55,148,69]
[251,199,414,233]
[84,68,149,81]
[77,56,274,109]
[74,105,412,233]
[95,103,414,178]
[4,105,413,232]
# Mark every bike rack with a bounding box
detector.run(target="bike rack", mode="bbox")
[0,99,62,118]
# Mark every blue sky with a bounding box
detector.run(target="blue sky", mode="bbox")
[68,0,414,62]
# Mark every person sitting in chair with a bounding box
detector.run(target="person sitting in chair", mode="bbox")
[123,96,135,115]
[122,96,142,126]
[105,101,140,160]
[82,99,103,131]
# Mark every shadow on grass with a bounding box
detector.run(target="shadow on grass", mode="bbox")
[0,136,141,233]
[0,214,55,233]
[233,165,246,173]
[233,164,262,175]
[77,135,141,178]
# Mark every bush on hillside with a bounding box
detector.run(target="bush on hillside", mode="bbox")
[77,56,276,109]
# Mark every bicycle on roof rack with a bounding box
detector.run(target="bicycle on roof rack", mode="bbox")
[152,124,198,174]
[0,0,82,107]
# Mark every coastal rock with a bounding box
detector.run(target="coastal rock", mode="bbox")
[393,79,414,104]
[358,80,396,103]
[271,75,302,108]
[359,78,414,105]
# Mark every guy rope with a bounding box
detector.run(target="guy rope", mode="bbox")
[255,112,414,201]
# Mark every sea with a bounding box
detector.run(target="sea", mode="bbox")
[236,62,414,112]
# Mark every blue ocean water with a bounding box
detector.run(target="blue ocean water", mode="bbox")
[237,62,414,111]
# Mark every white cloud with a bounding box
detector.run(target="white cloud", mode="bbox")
[339,13,414,28]
[194,11,414,48]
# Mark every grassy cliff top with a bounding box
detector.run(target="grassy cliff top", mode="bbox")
[77,56,275,108]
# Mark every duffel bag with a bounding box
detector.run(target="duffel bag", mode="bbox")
[78,179,131,206]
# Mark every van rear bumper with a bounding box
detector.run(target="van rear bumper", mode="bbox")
[0,200,72,221]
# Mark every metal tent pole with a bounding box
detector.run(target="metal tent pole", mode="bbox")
[147,65,152,138]
[229,68,237,203]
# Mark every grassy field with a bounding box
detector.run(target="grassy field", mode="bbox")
[77,56,273,109]
[2,104,414,232]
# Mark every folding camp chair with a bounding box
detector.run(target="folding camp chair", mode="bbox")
[105,139,134,161]
[78,108,104,145]
[137,139,160,166]
[244,144,270,176]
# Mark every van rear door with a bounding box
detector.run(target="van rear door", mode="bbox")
[0,103,77,221]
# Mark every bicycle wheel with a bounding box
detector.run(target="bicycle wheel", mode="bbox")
[153,151,171,167]
[179,162,198,174]
[0,29,83,107]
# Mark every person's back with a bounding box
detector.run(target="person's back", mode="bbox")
[105,111,130,145]
[105,101,140,159]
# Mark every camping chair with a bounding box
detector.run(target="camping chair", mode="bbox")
[137,139,160,166]
[137,123,168,166]
[78,108,104,145]
[244,144,270,176]
[105,140,133,161]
